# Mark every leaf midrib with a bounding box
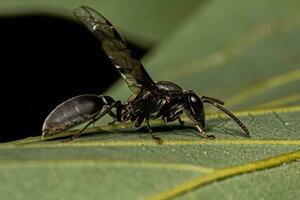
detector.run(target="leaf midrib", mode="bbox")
[2,139,300,149]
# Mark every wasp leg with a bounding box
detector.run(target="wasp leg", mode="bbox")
[178,117,185,126]
[98,96,123,126]
[103,99,123,125]
[195,125,215,139]
[135,114,162,144]
[146,120,163,144]
[162,109,183,122]
[103,98,122,125]
[162,108,184,125]
[108,111,117,125]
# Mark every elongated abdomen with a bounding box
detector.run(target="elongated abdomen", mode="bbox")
[42,95,105,138]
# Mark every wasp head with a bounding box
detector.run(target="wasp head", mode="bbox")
[184,90,205,128]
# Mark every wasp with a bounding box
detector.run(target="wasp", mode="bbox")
[42,6,249,143]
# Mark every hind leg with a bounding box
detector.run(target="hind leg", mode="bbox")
[146,120,163,144]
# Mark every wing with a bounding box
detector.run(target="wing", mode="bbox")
[73,6,158,93]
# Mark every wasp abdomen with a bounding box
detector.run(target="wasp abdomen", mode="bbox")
[42,95,105,138]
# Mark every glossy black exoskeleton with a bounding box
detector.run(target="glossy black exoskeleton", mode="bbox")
[42,6,250,143]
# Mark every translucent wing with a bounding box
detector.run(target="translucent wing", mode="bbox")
[73,6,157,93]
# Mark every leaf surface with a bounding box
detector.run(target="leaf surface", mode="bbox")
[1,107,300,199]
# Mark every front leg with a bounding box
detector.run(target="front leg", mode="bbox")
[195,125,215,139]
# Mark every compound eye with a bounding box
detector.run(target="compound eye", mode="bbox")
[189,95,202,113]
[189,95,201,111]
[190,96,197,103]
[186,94,205,127]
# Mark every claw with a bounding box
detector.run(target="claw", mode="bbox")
[196,125,215,139]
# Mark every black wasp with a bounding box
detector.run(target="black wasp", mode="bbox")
[42,6,250,143]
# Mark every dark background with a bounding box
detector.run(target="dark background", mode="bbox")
[0,15,147,142]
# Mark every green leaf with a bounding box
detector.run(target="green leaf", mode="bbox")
[1,0,300,200]
[1,107,300,200]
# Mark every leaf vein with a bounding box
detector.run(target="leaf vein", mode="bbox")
[148,149,300,200]
[0,159,213,174]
